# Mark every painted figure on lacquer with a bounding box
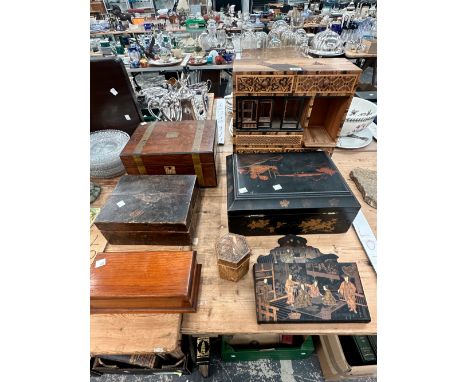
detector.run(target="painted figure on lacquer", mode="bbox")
[285,275,296,305]
[322,286,337,306]
[338,275,358,313]
[308,280,322,298]
[295,284,312,308]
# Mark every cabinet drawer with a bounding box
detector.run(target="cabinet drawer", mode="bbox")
[295,75,358,94]
[235,134,302,147]
[235,75,295,94]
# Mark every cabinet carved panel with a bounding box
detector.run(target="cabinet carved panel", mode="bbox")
[236,75,295,94]
[235,134,302,147]
[295,75,357,94]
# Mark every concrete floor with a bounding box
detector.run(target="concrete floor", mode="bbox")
[91,352,376,382]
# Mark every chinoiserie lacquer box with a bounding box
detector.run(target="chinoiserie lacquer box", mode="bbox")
[226,152,360,235]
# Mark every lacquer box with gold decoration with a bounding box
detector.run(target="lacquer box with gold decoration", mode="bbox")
[120,120,218,187]
[226,152,360,236]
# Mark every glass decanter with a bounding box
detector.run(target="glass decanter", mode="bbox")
[206,19,218,49]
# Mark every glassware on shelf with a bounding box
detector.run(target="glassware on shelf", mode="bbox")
[128,46,141,68]
[232,35,242,53]
[255,31,268,49]
[271,20,288,32]
[273,23,289,38]
[290,7,304,29]
[206,19,219,49]
[281,29,296,47]
[310,28,344,55]
[294,28,309,48]
[225,36,235,53]
[241,30,257,50]
[198,31,210,51]
[267,32,282,48]
[217,29,227,47]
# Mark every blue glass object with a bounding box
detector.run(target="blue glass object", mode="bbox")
[128,47,141,68]
[331,23,342,35]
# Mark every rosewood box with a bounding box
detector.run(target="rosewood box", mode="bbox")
[91,251,202,313]
[120,120,218,187]
[226,152,360,236]
[94,175,199,245]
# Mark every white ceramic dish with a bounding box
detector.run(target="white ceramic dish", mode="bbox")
[340,97,377,136]
[337,127,373,149]
[368,122,377,140]
[148,58,182,66]
[309,49,344,57]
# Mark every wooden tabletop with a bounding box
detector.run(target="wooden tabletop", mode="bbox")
[90,314,182,355]
[180,113,377,336]
[345,50,377,59]
[90,101,377,353]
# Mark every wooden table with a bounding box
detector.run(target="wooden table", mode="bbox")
[181,115,377,337]
[90,102,377,354]
[345,50,377,88]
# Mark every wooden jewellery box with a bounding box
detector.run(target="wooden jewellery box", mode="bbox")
[94,175,199,245]
[226,151,360,236]
[120,120,218,187]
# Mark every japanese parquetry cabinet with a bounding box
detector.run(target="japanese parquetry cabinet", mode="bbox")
[232,48,361,154]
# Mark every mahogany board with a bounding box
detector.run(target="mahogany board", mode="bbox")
[91,251,202,313]
[253,235,371,324]
[120,120,218,187]
[94,175,199,245]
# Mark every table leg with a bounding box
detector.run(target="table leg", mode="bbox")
[371,59,377,87]
[191,336,212,378]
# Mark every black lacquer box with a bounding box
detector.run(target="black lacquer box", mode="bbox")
[226,152,360,236]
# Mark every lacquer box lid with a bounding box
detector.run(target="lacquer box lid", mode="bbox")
[121,120,217,163]
[227,152,360,215]
[91,251,202,313]
[94,175,198,231]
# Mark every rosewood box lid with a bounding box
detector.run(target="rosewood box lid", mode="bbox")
[227,152,360,215]
[94,175,198,232]
[121,120,217,164]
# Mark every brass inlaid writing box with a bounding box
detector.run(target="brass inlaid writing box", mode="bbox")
[121,120,218,187]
